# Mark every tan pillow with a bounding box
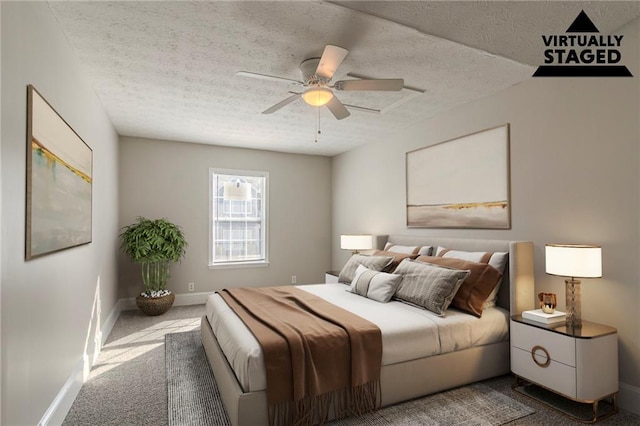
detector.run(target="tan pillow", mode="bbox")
[435,247,508,308]
[374,250,419,272]
[416,256,503,317]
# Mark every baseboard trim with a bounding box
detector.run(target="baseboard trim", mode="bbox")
[619,381,640,415]
[37,357,84,426]
[101,299,120,346]
[120,291,211,311]
[39,300,122,425]
[175,291,211,306]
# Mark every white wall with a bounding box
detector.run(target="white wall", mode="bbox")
[1,3,120,424]
[119,137,331,298]
[332,18,640,412]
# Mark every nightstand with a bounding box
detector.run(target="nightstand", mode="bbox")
[510,315,618,422]
[325,270,340,284]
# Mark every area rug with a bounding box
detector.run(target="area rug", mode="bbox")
[513,380,617,422]
[166,330,535,426]
[166,330,231,426]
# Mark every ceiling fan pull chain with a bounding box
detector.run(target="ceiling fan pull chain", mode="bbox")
[315,107,321,143]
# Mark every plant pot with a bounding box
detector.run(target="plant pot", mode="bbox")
[135,292,175,316]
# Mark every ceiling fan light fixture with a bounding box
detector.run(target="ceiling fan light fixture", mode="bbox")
[302,87,333,107]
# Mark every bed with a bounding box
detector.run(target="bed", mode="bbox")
[200,236,535,425]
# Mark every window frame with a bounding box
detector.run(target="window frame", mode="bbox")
[208,168,269,269]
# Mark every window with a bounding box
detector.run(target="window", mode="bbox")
[209,169,268,267]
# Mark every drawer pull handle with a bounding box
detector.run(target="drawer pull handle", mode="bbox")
[531,345,551,368]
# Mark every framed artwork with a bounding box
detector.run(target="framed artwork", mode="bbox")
[406,124,510,229]
[26,85,93,259]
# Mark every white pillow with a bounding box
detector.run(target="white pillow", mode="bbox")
[417,246,433,256]
[350,265,402,303]
[383,243,432,256]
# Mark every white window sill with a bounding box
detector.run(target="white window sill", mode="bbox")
[209,261,270,270]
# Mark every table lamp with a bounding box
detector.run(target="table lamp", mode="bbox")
[545,244,602,328]
[340,234,373,255]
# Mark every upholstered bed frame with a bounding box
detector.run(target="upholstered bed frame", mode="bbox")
[200,236,535,426]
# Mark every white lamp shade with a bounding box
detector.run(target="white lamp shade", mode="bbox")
[545,244,602,278]
[223,181,251,201]
[340,234,373,251]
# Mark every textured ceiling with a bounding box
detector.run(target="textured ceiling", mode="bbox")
[47,1,640,156]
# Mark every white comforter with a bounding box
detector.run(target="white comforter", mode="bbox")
[205,283,509,392]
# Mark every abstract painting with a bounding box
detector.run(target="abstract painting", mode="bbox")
[406,124,510,229]
[26,85,92,259]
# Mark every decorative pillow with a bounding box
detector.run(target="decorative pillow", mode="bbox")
[436,247,508,308]
[393,259,469,316]
[416,256,503,317]
[373,250,419,272]
[338,254,394,284]
[417,246,433,256]
[383,243,433,256]
[350,265,402,303]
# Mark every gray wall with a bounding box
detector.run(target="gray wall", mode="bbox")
[119,137,332,297]
[332,18,640,408]
[1,3,120,425]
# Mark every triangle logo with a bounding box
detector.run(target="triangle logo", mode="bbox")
[533,10,633,78]
[566,10,600,33]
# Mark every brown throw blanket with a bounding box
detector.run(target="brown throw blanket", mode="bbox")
[218,286,382,426]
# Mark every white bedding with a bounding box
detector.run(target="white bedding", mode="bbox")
[205,283,509,392]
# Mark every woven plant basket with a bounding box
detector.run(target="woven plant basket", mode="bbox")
[136,292,175,316]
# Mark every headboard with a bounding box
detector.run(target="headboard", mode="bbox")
[382,235,535,315]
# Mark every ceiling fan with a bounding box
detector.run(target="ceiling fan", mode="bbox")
[237,45,404,120]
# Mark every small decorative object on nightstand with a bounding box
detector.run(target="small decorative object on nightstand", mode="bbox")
[538,292,557,313]
[511,315,618,422]
[545,244,602,329]
[340,234,373,254]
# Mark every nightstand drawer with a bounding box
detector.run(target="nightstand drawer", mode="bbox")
[511,320,575,367]
[511,345,577,398]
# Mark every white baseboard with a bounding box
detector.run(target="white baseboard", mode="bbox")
[175,291,212,306]
[120,291,211,311]
[39,300,122,426]
[101,299,120,346]
[38,356,85,426]
[619,381,640,415]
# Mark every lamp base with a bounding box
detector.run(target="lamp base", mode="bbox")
[565,278,582,328]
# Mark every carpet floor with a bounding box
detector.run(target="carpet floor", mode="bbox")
[64,305,640,425]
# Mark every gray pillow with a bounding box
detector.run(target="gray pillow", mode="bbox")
[393,259,470,316]
[350,264,403,303]
[338,254,393,284]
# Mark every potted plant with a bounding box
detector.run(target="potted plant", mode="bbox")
[119,217,187,316]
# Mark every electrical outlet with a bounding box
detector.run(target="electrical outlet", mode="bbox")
[188,282,195,292]
[291,276,297,284]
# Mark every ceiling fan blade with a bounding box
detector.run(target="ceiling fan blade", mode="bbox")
[334,78,404,91]
[325,96,350,120]
[237,71,303,86]
[262,94,301,114]
[315,45,349,80]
